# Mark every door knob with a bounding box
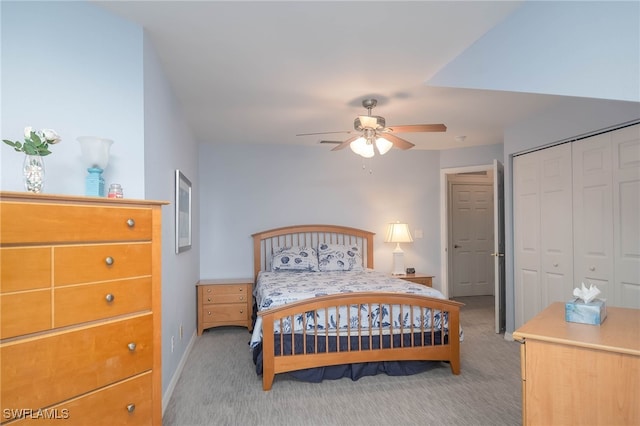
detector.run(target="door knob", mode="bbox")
[454,244,461,248]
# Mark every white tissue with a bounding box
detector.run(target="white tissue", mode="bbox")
[573,282,601,304]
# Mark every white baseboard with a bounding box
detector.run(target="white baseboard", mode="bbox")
[162,330,197,415]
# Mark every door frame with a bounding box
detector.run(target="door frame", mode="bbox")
[440,163,505,332]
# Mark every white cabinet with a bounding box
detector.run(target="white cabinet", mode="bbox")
[514,123,640,328]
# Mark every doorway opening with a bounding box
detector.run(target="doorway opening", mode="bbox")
[440,162,505,333]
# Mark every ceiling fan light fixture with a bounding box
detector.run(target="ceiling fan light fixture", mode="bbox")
[375,137,393,155]
[354,115,385,131]
[350,137,374,158]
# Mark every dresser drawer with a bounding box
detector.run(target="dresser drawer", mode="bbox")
[0,202,152,245]
[0,290,51,339]
[200,284,249,304]
[54,278,152,327]
[1,314,153,413]
[202,303,248,323]
[6,372,153,426]
[54,243,151,285]
[0,247,51,292]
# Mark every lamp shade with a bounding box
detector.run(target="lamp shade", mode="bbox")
[78,136,113,170]
[375,137,393,155]
[385,222,413,243]
[350,137,374,158]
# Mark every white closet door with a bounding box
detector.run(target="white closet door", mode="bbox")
[514,151,542,328]
[572,133,614,299]
[514,143,573,329]
[612,124,640,308]
[539,144,574,307]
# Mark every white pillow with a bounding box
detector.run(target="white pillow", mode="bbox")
[271,246,319,272]
[317,243,364,272]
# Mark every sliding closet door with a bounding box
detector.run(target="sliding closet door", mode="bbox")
[514,143,573,329]
[612,125,640,308]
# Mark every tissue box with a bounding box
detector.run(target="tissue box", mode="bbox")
[565,298,607,325]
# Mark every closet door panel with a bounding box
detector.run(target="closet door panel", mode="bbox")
[514,153,542,328]
[572,133,614,299]
[613,125,640,308]
[539,144,574,305]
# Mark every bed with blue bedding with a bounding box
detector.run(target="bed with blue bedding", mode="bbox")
[250,225,463,390]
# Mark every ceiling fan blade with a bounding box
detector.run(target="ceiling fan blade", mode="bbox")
[296,130,352,136]
[379,133,415,150]
[331,135,359,151]
[385,124,447,133]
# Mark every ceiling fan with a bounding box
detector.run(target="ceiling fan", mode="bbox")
[296,99,446,158]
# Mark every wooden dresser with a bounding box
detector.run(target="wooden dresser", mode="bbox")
[197,279,252,334]
[513,302,639,425]
[0,191,166,425]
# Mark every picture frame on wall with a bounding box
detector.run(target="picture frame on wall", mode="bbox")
[175,169,192,253]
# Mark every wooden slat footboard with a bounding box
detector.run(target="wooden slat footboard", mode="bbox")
[258,292,463,390]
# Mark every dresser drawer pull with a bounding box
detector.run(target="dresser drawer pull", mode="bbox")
[105,256,114,266]
[207,311,211,315]
[206,288,212,293]
[240,309,244,313]
[127,342,137,351]
[126,404,136,413]
[207,297,212,302]
[105,293,115,303]
[239,296,244,301]
[127,218,135,228]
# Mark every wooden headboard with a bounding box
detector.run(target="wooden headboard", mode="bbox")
[251,224,375,281]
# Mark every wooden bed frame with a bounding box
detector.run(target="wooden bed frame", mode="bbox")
[252,224,463,390]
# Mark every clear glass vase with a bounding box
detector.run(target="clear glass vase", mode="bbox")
[23,154,45,193]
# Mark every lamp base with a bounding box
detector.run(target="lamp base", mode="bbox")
[391,250,405,275]
[85,167,105,197]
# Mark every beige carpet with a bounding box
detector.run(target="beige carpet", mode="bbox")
[163,296,522,426]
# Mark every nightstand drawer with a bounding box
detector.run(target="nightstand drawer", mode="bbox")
[202,303,248,323]
[396,274,433,287]
[201,285,249,305]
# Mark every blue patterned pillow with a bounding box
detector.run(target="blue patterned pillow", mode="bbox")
[271,246,319,272]
[317,243,363,272]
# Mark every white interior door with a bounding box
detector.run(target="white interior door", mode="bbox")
[450,183,494,297]
[493,159,505,333]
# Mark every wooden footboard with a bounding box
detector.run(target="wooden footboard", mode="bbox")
[258,292,463,390]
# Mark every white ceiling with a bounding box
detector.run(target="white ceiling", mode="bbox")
[93,0,611,151]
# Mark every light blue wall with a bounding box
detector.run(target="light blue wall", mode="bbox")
[429,1,640,102]
[142,36,200,399]
[1,1,145,197]
[440,143,503,169]
[1,0,200,405]
[199,143,449,287]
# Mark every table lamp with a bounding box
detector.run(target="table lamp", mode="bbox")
[78,136,113,197]
[385,221,413,275]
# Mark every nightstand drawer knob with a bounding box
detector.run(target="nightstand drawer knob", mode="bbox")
[240,309,244,314]
[105,256,114,266]
[127,342,137,351]
[207,311,211,315]
[239,296,244,301]
[206,289,212,293]
[105,293,115,303]
[127,404,135,413]
[127,219,135,228]
[207,297,212,302]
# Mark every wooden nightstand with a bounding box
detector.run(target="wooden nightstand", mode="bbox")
[197,279,253,335]
[395,273,433,287]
